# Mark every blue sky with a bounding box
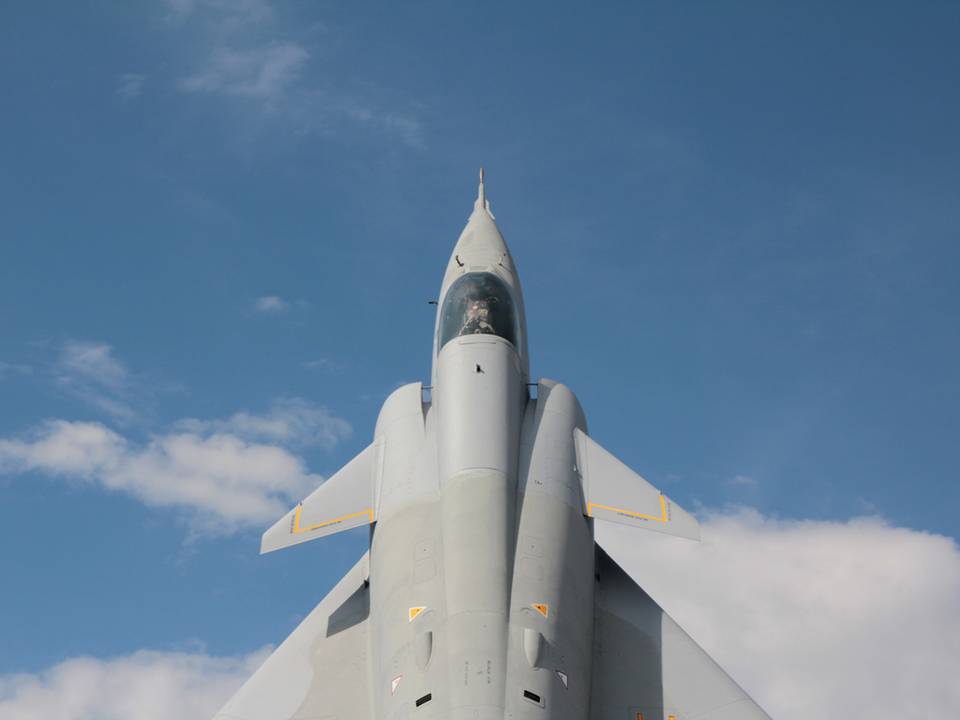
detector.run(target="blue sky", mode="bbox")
[1,2,959,718]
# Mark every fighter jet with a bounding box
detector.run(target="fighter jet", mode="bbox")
[213,171,771,720]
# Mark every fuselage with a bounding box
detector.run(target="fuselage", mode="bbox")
[218,173,767,720]
[367,179,595,720]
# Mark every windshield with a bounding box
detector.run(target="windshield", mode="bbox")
[439,272,518,350]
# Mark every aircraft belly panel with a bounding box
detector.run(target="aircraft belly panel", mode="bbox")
[370,499,447,720]
[440,469,513,712]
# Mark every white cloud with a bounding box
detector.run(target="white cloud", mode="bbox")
[728,473,758,487]
[2,511,956,718]
[59,341,128,390]
[172,0,305,110]
[168,0,425,147]
[175,397,351,450]
[597,509,960,719]
[0,647,269,720]
[117,73,146,99]
[180,43,309,102]
[55,341,137,423]
[0,421,126,479]
[254,295,290,313]
[302,357,339,372]
[0,398,351,531]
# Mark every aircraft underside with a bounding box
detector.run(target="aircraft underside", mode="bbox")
[212,173,770,720]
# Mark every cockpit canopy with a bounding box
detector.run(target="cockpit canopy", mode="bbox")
[438,272,519,351]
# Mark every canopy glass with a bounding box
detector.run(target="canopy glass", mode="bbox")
[439,272,518,350]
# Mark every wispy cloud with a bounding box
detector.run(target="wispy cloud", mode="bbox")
[55,341,137,424]
[169,0,302,112]
[0,398,351,532]
[59,342,128,388]
[0,647,269,720]
[598,509,960,719]
[180,43,308,103]
[0,361,33,380]
[174,397,351,450]
[167,0,424,147]
[254,295,289,313]
[117,73,146,100]
[302,356,339,373]
[341,103,425,150]
[728,473,758,487]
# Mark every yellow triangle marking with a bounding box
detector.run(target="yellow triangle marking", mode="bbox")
[532,603,549,618]
[408,606,426,622]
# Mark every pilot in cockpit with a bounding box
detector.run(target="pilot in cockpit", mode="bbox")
[461,296,497,335]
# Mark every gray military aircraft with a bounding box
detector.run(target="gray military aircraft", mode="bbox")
[213,171,771,720]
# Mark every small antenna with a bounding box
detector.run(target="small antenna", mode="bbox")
[477,166,486,207]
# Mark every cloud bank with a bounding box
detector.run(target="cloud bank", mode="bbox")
[0,398,351,532]
[597,509,960,718]
[0,648,268,720]
[2,510,957,718]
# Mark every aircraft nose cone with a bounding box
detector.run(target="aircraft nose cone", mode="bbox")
[452,209,511,269]
[443,168,515,276]
[438,169,518,298]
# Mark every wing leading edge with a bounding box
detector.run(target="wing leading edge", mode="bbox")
[574,429,699,541]
[591,542,771,720]
[261,441,381,554]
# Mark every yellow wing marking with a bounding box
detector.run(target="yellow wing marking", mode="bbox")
[292,504,374,534]
[587,494,668,522]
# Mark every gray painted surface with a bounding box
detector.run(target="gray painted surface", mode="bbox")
[211,173,771,720]
[592,545,771,719]
[213,553,372,720]
[574,429,700,541]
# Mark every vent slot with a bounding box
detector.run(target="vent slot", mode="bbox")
[523,690,543,706]
[415,693,432,708]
